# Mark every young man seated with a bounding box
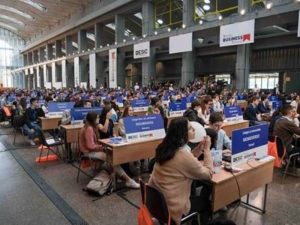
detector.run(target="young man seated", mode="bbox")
[23,97,41,146]
[208,112,231,151]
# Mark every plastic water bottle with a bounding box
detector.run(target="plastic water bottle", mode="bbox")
[211,148,222,174]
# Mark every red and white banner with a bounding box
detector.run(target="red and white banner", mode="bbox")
[220,20,255,47]
[109,49,117,88]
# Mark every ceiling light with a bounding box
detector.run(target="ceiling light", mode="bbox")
[132,36,136,40]
[182,24,186,29]
[266,2,272,9]
[0,5,34,20]
[240,9,246,15]
[114,42,117,45]
[204,0,210,3]
[199,20,203,25]
[100,45,103,48]
[154,31,158,35]
[107,44,110,47]
[157,19,163,25]
[167,27,171,32]
[218,15,223,20]
[203,4,210,11]
[123,39,126,43]
[143,34,147,38]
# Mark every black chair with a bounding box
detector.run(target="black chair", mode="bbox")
[12,115,26,145]
[140,180,200,225]
[76,134,104,182]
[275,136,300,180]
[38,131,64,163]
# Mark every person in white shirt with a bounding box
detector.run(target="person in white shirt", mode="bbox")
[198,97,212,125]
[208,112,231,151]
[134,83,140,91]
[290,95,299,111]
[212,94,223,113]
[291,106,300,127]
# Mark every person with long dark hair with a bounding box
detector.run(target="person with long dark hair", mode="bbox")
[79,112,140,188]
[149,117,213,225]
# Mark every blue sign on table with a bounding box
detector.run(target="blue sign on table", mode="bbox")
[224,106,242,118]
[272,101,282,110]
[48,102,75,112]
[231,124,268,166]
[169,100,187,111]
[131,99,149,108]
[124,114,163,134]
[269,95,278,101]
[71,107,102,120]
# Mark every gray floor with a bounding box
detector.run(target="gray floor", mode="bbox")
[0,128,300,225]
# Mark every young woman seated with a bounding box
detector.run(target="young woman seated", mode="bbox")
[79,112,140,189]
[149,117,213,225]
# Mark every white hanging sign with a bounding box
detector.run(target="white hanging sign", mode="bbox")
[169,33,193,54]
[134,42,150,59]
[220,19,255,47]
[109,49,117,88]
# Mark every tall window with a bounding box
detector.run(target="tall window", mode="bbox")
[248,73,279,90]
[0,28,24,87]
[215,74,231,84]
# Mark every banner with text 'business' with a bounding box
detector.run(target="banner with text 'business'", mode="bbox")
[220,20,255,47]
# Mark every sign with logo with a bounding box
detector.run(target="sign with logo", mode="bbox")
[109,48,117,88]
[116,96,124,107]
[123,114,165,142]
[134,42,150,59]
[131,99,149,112]
[231,124,268,167]
[71,107,102,121]
[269,95,278,101]
[224,106,243,121]
[220,19,255,47]
[168,100,187,117]
[272,101,282,110]
[48,102,75,113]
[169,33,193,54]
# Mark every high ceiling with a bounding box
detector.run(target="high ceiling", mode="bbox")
[0,0,94,39]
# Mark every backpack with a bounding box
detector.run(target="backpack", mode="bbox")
[86,170,113,196]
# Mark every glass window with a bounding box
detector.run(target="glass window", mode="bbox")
[215,74,231,84]
[249,73,279,90]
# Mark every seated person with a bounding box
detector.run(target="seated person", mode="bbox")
[23,97,42,146]
[212,94,223,113]
[268,107,282,141]
[98,105,115,138]
[149,118,213,225]
[183,99,205,126]
[257,95,271,114]
[118,106,134,137]
[79,112,139,189]
[198,97,212,125]
[274,105,300,156]
[243,96,262,126]
[208,112,231,151]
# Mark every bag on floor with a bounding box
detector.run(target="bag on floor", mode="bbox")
[86,169,113,196]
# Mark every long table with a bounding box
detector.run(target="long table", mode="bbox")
[222,120,249,138]
[211,158,274,213]
[99,138,163,166]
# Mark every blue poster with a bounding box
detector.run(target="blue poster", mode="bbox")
[272,101,282,110]
[231,124,268,166]
[169,100,187,112]
[71,107,102,120]
[131,99,149,108]
[48,102,75,112]
[269,95,278,101]
[123,114,165,141]
[224,106,242,119]
[186,96,195,103]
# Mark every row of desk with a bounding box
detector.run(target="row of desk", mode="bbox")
[38,114,273,215]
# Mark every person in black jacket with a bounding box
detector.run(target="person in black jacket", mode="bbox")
[23,98,42,145]
[183,99,205,126]
[243,96,261,126]
[257,95,271,114]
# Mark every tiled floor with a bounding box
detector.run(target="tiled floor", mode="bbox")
[0,128,299,225]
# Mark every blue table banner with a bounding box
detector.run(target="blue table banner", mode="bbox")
[71,107,102,121]
[48,102,75,113]
[231,124,269,166]
[224,106,243,121]
[131,99,149,112]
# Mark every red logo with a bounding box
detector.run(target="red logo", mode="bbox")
[243,34,251,41]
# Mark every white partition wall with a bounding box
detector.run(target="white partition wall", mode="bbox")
[74,56,80,86]
[62,60,67,88]
[44,64,51,89]
[89,53,96,88]
[36,66,40,88]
